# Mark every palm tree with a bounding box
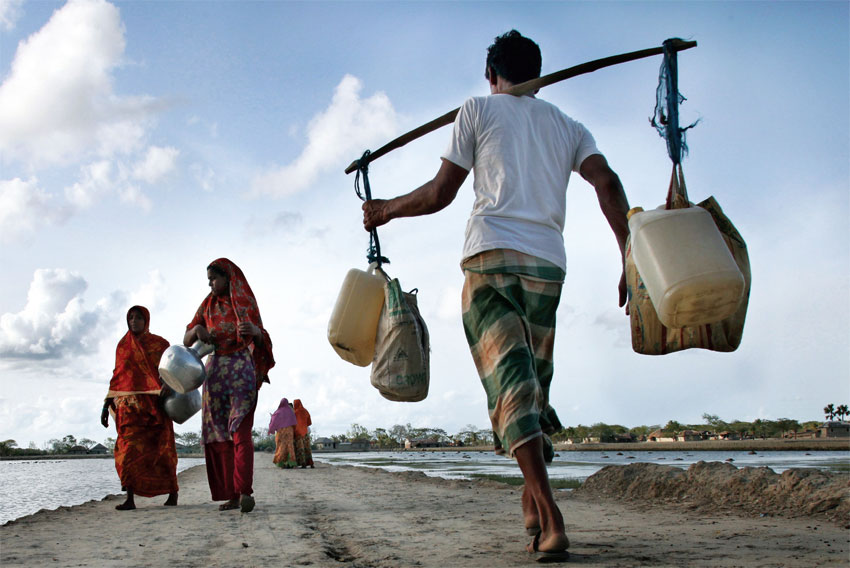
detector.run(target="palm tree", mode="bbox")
[824,404,836,421]
[836,404,849,422]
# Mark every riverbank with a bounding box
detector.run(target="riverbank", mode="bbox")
[1,454,847,567]
[399,438,850,453]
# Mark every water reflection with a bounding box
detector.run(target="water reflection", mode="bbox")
[0,458,204,525]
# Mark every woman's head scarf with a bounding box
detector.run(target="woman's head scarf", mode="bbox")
[268,397,297,433]
[107,306,170,397]
[200,258,275,386]
[293,399,312,437]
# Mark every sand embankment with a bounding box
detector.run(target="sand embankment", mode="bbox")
[1,455,847,567]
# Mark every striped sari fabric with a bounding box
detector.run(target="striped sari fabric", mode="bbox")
[461,249,564,459]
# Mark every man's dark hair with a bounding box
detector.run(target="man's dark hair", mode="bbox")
[485,30,542,85]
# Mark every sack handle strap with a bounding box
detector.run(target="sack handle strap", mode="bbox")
[665,163,690,210]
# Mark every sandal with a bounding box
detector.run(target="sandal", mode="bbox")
[240,495,255,513]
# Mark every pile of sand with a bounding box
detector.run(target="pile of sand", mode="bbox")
[577,461,850,525]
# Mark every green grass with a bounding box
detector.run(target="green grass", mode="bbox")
[469,473,582,489]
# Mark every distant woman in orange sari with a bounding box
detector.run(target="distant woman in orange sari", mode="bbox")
[293,399,314,468]
[101,306,178,510]
[184,258,274,513]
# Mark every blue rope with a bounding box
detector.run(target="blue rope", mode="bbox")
[651,38,700,164]
[354,150,390,267]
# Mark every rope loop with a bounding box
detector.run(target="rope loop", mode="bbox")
[353,149,390,267]
[651,38,700,165]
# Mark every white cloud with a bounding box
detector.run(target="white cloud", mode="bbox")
[0,0,24,31]
[64,159,113,209]
[243,210,304,240]
[131,145,179,184]
[0,268,107,359]
[119,184,152,211]
[251,74,398,197]
[0,177,69,243]
[127,269,167,313]
[190,163,216,192]
[62,145,177,213]
[0,0,158,167]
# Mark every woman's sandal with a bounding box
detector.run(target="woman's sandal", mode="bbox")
[240,495,255,513]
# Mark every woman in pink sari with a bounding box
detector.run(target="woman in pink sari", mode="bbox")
[269,398,297,468]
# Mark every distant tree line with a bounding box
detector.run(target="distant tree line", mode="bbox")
[2,406,845,457]
[550,414,825,443]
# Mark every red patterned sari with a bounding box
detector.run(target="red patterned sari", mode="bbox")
[107,306,178,498]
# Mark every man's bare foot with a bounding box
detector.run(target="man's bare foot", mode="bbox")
[164,492,178,506]
[528,531,570,553]
[527,532,570,562]
[218,498,239,511]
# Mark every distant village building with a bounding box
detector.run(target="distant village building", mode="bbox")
[68,445,88,454]
[647,430,676,443]
[715,431,741,441]
[820,421,850,438]
[313,437,337,450]
[785,429,819,439]
[88,443,109,454]
[677,430,703,442]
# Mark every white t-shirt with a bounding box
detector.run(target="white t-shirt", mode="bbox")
[442,94,600,271]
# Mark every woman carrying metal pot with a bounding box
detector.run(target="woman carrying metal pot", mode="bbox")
[183,258,274,513]
[102,305,179,510]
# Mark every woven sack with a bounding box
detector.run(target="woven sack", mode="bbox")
[626,164,751,355]
[370,278,430,401]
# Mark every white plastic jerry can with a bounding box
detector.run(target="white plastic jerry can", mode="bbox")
[327,263,387,366]
[628,206,745,329]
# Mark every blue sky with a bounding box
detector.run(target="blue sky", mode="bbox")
[1,0,847,448]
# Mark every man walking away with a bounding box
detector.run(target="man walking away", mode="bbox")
[363,30,630,562]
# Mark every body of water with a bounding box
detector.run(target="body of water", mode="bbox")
[2,450,847,525]
[314,449,850,483]
[0,457,204,525]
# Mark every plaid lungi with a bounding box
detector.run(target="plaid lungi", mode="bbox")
[461,249,564,458]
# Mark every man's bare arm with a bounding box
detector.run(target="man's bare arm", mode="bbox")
[580,153,631,309]
[362,159,469,230]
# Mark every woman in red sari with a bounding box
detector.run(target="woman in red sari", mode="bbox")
[101,306,178,510]
[184,258,274,513]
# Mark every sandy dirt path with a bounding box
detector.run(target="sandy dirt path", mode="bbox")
[1,456,847,567]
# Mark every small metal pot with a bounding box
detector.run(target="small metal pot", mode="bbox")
[162,389,202,424]
[158,340,215,394]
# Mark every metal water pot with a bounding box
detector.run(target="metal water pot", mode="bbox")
[162,389,202,424]
[158,340,215,394]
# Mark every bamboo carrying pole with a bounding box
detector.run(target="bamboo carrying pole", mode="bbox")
[345,38,697,175]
